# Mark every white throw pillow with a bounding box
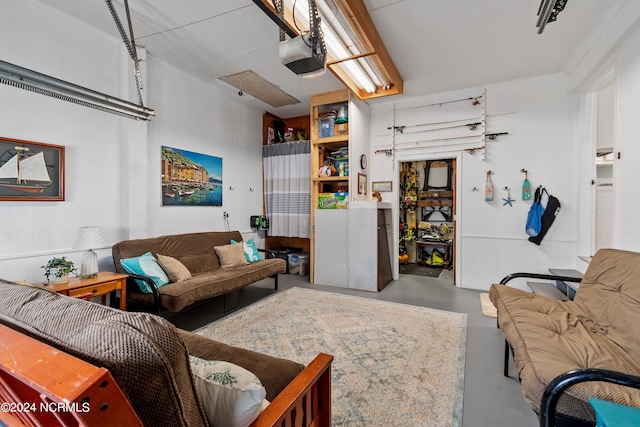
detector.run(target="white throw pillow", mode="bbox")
[189,356,268,427]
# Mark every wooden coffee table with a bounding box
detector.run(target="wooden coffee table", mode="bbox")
[32,271,128,311]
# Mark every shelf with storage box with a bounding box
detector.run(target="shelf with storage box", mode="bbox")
[310,89,350,284]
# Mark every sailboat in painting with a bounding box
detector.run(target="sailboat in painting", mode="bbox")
[0,147,52,193]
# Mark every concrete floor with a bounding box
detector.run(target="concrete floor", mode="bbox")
[167,272,539,427]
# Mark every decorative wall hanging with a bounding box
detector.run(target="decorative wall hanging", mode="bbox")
[358,173,367,195]
[161,146,222,206]
[372,181,392,192]
[0,137,65,201]
[484,171,493,201]
[521,169,531,200]
[502,187,515,207]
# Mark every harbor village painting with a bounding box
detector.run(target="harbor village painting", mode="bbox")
[161,146,222,206]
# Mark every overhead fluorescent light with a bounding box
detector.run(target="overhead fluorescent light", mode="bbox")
[0,60,154,121]
[259,0,403,99]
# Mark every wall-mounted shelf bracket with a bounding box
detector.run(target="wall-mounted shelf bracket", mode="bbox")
[486,132,509,140]
[374,149,393,156]
[386,125,405,133]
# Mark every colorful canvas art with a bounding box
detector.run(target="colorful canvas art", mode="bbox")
[161,146,222,206]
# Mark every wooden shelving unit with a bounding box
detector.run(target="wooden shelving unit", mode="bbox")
[310,89,350,283]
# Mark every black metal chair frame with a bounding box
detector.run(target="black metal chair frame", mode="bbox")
[539,369,640,427]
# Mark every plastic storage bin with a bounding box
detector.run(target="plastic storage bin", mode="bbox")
[318,117,335,138]
[271,247,302,274]
[287,252,310,276]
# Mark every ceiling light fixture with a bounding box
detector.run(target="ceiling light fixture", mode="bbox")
[257,0,402,100]
[285,0,377,93]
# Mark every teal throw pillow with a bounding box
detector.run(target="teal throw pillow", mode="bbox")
[231,239,264,263]
[120,252,170,293]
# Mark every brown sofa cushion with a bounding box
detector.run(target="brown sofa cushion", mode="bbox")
[490,275,640,422]
[113,231,246,275]
[574,248,640,359]
[127,258,285,312]
[0,280,207,427]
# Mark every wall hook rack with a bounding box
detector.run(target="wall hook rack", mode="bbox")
[471,187,479,192]
[486,132,509,140]
[374,149,393,156]
[465,146,485,154]
[386,125,405,133]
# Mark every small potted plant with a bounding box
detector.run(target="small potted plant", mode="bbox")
[41,257,77,284]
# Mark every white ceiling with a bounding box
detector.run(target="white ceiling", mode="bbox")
[44,0,620,118]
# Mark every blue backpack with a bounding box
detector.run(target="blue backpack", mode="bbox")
[525,187,545,237]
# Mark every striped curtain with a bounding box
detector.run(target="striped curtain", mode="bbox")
[262,141,310,238]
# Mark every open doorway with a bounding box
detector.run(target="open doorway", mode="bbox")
[595,77,615,251]
[399,159,455,283]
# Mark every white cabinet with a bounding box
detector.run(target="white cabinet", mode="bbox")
[348,203,393,291]
[314,210,349,287]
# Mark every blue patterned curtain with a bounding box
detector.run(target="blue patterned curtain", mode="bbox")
[262,141,310,238]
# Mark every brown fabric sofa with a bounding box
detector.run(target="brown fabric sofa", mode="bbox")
[0,279,332,426]
[490,248,640,425]
[112,231,286,313]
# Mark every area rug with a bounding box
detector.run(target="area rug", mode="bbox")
[195,287,467,426]
[480,293,497,318]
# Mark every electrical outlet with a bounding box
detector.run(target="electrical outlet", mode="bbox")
[223,211,229,219]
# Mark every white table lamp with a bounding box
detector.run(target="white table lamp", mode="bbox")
[73,226,107,278]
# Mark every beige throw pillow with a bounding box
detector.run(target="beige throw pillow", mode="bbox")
[215,244,249,268]
[189,356,268,427]
[157,254,192,282]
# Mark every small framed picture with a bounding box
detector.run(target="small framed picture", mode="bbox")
[372,181,393,192]
[358,173,367,195]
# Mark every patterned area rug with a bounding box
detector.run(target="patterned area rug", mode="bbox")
[195,287,467,426]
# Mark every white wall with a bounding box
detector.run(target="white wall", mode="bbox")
[612,23,640,251]
[369,74,580,290]
[0,1,132,282]
[0,0,265,284]
[146,57,265,240]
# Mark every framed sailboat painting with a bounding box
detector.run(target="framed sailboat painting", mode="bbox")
[0,137,65,201]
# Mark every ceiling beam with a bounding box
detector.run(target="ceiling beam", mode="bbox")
[333,0,403,99]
